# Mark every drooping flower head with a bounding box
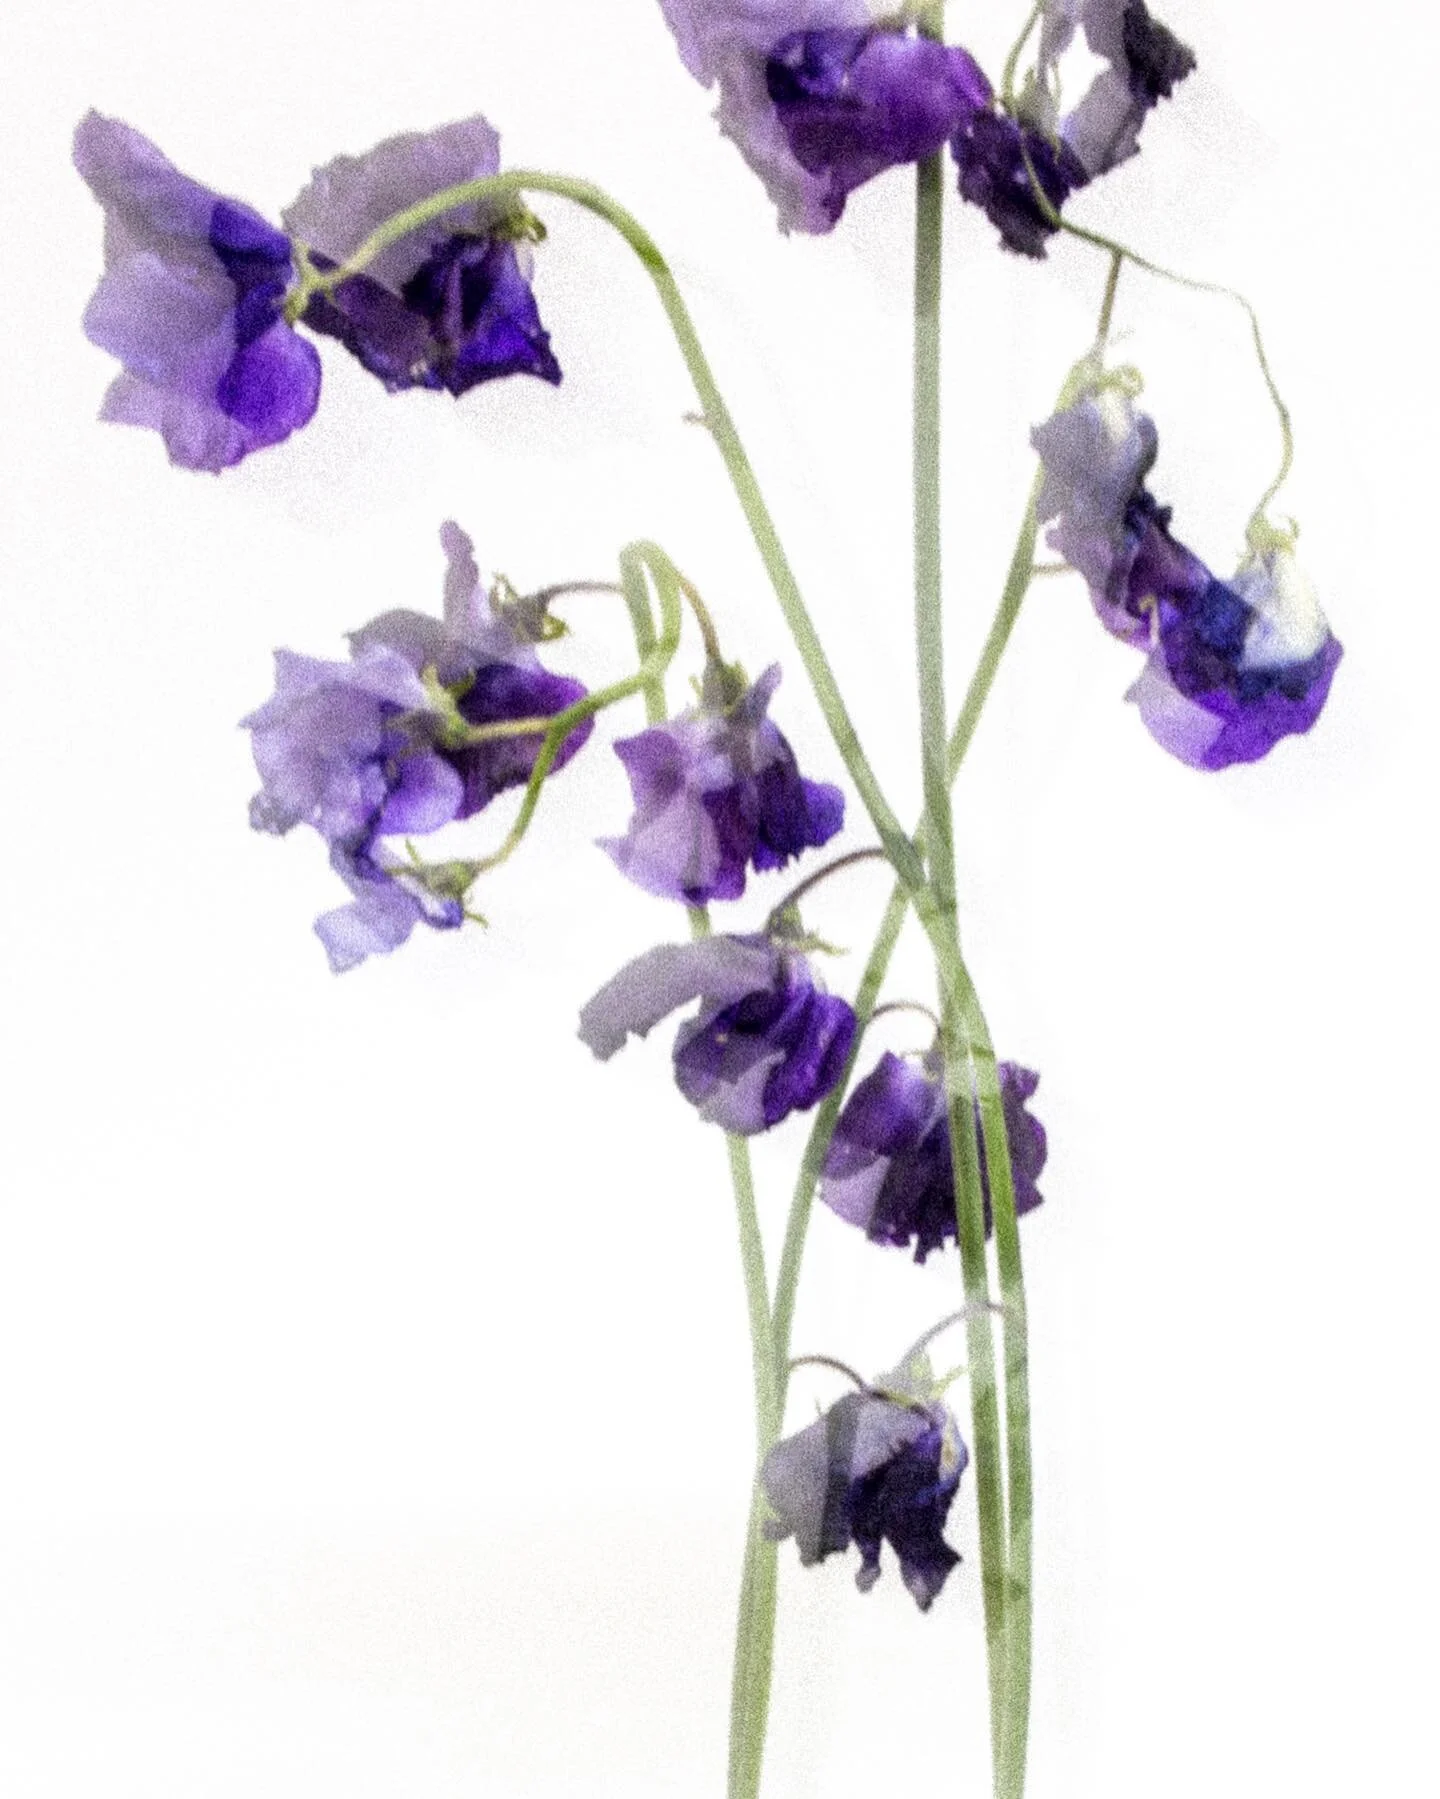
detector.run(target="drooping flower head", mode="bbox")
[954,0,1196,256]
[601,661,844,905]
[1032,379,1343,768]
[73,111,321,470]
[578,930,855,1134]
[821,1050,1047,1261]
[761,1352,968,1609]
[244,523,592,970]
[658,2,990,231]
[283,117,561,395]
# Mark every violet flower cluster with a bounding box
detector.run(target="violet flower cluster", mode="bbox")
[658,0,1195,254]
[70,0,1343,1656]
[74,111,558,472]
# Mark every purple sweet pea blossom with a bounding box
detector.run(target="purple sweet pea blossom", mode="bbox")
[283,117,560,395]
[761,1356,968,1609]
[1032,384,1343,768]
[244,523,591,969]
[821,1051,1047,1262]
[658,2,989,232]
[955,0,1196,256]
[73,111,321,471]
[600,663,844,905]
[578,932,855,1133]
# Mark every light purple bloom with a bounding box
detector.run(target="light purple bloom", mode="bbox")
[578,932,855,1133]
[1031,0,1196,179]
[73,111,321,471]
[658,3,988,231]
[244,523,591,969]
[283,117,560,395]
[1032,384,1343,768]
[761,1356,967,1609]
[600,663,843,905]
[821,1051,1047,1262]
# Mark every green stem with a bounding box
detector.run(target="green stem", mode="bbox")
[770,473,1040,1377]
[474,540,682,874]
[911,78,1014,1778]
[621,555,780,1799]
[301,169,920,892]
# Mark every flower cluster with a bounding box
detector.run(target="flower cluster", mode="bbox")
[761,1353,968,1609]
[244,523,591,970]
[657,0,1194,253]
[74,111,558,471]
[1032,376,1343,768]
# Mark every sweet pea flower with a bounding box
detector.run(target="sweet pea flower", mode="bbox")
[658,2,990,231]
[821,1051,1047,1262]
[761,1354,968,1609]
[244,523,591,969]
[1032,383,1343,768]
[600,662,843,905]
[283,116,560,395]
[578,932,855,1133]
[73,111,321,470]
[953,0,1196,256]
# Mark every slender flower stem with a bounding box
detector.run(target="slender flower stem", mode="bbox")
[766,845,889,925]
[622,553,780,1799]
[300,168,921,892]
[523,579,627,607]
[910,70,1018,1778]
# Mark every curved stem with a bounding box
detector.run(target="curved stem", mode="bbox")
[788,1353,869,1391]
[473,540,682,874]
[766,845,889,926]
[303,168,920,891]
[621,556,780,1799]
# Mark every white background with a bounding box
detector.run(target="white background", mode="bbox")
[2,1,1437,1794]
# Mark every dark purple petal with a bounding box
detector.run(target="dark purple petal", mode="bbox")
[444,661,591,818]
[1119,1,1197,103]
[951,109,1090,258]
[766,29,992,226]
[848,1411,966,1609]
[304,236,561,396]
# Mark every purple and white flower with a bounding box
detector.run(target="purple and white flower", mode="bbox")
[73,111,321,471]
[761,1355,968,1609]
[283,117,561,395]
[578,931,855,1133]
[600,663,843,905]
[953,1,1196,256]
[658,2,990,232]
[1032,383,1343,768]
[821,1051,1047,1262]
[244,523,592,970]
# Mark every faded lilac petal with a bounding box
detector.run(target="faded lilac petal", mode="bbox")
[1032,385,1158,616]
[578,936,783,1060]
[1034,0,1196,179]
[73,110,320,470]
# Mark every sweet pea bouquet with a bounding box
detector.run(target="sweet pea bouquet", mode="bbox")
[70,4,1342,1795]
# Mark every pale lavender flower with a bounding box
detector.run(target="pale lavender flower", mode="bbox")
[600,663,843,905]
[761,1356,968,1609]
[578,932,855,1133]
[73,111,321,471]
